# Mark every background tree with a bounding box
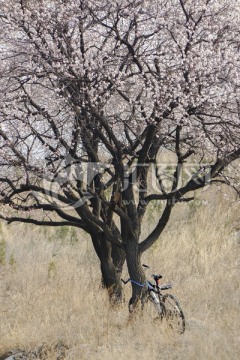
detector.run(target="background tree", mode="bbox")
[0,0,239,308]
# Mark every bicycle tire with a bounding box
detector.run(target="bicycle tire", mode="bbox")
[162,294,185,334]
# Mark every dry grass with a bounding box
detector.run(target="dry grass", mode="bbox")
[0,188,240,360]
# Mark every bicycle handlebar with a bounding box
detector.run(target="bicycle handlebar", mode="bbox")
[121,278,130,284]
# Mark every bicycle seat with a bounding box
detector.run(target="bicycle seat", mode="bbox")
[152,274,163,280]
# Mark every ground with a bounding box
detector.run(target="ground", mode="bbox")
[0,188,240,360]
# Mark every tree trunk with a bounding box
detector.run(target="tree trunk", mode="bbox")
[125,238,147,311]
[91,233,123,303]
[111,245,125,273]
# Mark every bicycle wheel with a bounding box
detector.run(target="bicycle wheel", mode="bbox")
[162,294,185,333]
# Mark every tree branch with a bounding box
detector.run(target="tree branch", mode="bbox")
[139,202,173,253]
[0,214,85,229]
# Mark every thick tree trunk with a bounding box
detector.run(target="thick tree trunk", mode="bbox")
[91,233,123,303]
[111,245,125,273]
[125,238,147,311]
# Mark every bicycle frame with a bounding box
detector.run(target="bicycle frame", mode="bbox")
[121,265,185,333]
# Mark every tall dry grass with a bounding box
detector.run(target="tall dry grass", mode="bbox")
[0,188,240,359]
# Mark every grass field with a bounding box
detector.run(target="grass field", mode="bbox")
[0,188,240,359]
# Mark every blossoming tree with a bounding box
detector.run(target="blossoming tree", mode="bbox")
[0,0,239,308]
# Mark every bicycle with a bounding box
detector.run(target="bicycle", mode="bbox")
[121,264,185,334]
